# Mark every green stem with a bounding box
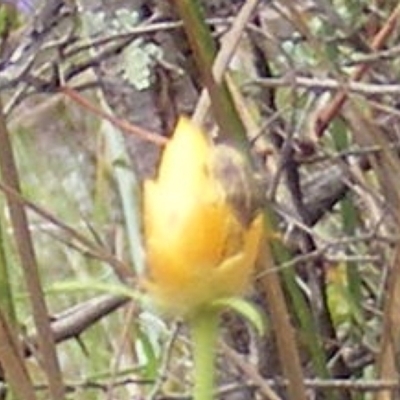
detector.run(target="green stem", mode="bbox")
[173,0,250,151]
[189,309,219,400]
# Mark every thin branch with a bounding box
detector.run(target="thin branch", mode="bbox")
[252,75,400,95]
[0,99,65,399]
[60,85,167,146]
[192,0,259,123]
[0,180,134,282]
[314,3,400,137]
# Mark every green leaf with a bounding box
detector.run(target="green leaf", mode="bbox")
[48,279,144,303]
[210,297,267,336]
[137,324,159,380]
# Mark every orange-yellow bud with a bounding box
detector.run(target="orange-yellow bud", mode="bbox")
[143,117,263,316]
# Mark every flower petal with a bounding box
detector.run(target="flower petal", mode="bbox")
[143,117,264,316]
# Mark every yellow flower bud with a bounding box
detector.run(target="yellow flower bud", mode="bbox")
[143,117,263,316]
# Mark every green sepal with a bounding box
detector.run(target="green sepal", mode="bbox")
[209,297,267,336]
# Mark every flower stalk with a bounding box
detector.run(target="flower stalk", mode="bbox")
[189,308,219,400]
